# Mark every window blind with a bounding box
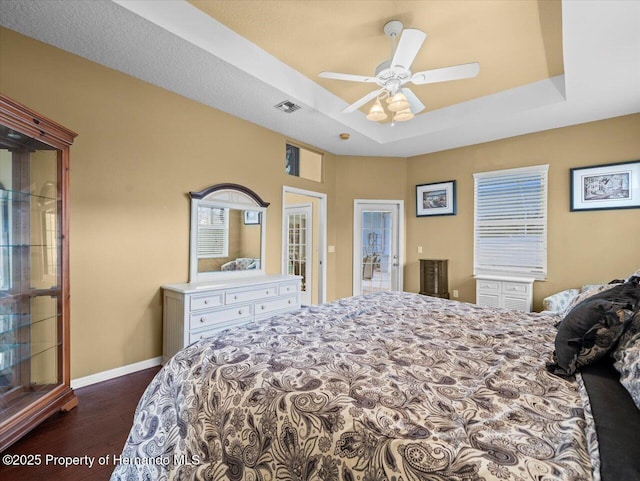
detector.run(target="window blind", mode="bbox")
[197,205,228,258]
[473,165,549,279]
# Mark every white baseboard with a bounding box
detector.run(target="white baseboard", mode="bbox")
[71,356,162,390]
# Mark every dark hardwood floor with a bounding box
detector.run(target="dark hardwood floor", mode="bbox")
[0,366,161,481]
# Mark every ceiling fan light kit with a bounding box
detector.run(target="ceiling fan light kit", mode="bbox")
[319,20,480,124]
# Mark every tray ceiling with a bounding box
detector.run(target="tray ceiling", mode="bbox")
[0,0,638,157]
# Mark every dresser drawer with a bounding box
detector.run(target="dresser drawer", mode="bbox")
[189,318,250,344]
[477,292,500,308]
[226,285,278,304]
[279,281,300,295]
[190,304,251,329]
[255,295,298,315]
[477,279,500,291]
[190,293,224,311]
[189,326,219,344]
[502,281,530,294]
[503,295,531,311]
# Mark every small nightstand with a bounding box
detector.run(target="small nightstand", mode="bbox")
[475,275,534,311]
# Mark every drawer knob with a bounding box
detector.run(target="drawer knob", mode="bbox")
[204,300,209,304]
[288,299,292,304]
[266,290,270,295]
[234,295,239,300]
[261,305,266,310]
[200,317,205,323]
[238,309,243,315]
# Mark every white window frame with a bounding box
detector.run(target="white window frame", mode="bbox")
[473,164,549,280]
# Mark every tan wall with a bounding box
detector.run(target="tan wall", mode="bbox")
[2,27,639,379]
[406,114,640,310]
[299,148,323,183]
[0,28,340,378]
[333,156,407,297]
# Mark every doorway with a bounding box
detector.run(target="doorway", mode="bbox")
[353,200,404,295]
[282,187,326,305]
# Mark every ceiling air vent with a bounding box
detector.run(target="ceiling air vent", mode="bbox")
[274,100,301,114]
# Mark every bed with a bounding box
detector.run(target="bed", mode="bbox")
[111,287,640,481]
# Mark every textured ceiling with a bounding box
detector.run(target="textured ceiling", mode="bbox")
[0,0,638,158]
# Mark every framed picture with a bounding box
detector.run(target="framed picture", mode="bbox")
[243,210,261,225]
[416,180,456,217]
[570,160,640,211]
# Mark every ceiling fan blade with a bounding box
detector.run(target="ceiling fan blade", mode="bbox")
[411,62,480,85]
[319,71,377,83]
[401,88,425,114]
[391,28,427,70]
[342,89,383,113]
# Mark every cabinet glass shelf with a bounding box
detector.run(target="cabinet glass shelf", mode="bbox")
[0,340,61,373]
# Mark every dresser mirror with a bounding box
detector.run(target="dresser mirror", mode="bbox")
[189,183,269,283]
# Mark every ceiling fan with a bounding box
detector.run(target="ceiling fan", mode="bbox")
[319,20,480,123]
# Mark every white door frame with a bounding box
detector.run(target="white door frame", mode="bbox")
[282,186,327,304]
[353,199,404,295]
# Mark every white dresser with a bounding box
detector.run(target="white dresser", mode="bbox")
[162,274,301,363]
[475,275,535,312]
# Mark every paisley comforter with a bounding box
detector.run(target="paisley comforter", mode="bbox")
[111,291,595,481]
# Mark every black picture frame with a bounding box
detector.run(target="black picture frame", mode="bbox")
[416,180,456,217]
[570,160,640,211]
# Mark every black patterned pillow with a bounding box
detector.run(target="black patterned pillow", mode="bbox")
[547,298,633,377]
[614,310,640,356]
[561,284,617,317]
[563,277,640,316]
[614,336,640,410]
[626,270,640,282]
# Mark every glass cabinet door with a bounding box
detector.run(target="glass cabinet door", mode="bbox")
[0,131,63,420]
[0,95,75,451]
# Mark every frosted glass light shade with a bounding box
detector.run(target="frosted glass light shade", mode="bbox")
[366,100,388,121]
[393,108,414,122]
[388,92,410,112]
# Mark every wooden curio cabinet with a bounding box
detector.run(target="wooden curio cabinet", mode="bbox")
[0,95,77,451]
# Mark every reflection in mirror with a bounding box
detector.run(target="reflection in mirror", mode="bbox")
[189,184,268,283]
[196,207,261,273]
